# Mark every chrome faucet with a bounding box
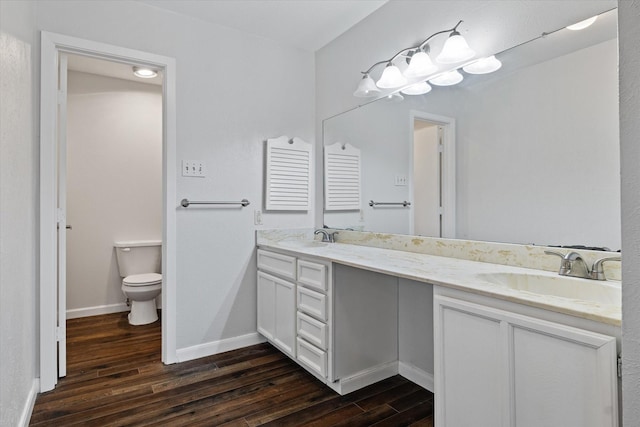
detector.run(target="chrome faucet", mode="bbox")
[314,229,337,243]
[545,250,621,280]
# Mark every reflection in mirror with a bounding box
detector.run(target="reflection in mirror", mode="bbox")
[323,8,620,250]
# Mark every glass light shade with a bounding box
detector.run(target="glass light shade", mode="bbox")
[376,63,408,89]
[436,32,475,64]
[401,81,432,95]
[133,66,158,78]
[404,51,438,78]
[386,93,404,103]
[462,55,502,74]
[430,69,463,86]
[566,16,597,31]
[353,74,381,97]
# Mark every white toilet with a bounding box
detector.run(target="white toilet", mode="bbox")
[114,240,162,325]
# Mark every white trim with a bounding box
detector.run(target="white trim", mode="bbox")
[176,333,267,363]
[66,303,129,319]
[399,361,434,392]
[18,379,39,427]
[329,361,398,395]
[408,111,456,238]
[39,31,178,392]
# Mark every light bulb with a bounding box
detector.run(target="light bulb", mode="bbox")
[430,69,463,86]
[566,16,597,31]
[462,56,502,74]
[404,50,437,78]
[401,81,432,95]
[132,66,158,78]
[353,74,381,97]
[436,31,475,64]
[376,63,407,89]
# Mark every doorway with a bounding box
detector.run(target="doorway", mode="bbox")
[39,32,177,392]
[409,111,456,238]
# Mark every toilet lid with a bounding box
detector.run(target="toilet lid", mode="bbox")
[123,273,162,286]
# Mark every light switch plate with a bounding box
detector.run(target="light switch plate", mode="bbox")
[182,160,206,177]
[394,175,408,186]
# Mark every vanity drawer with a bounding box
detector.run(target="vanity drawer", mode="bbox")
[297,337,327,378]
[297,311,328,350]
[297,260,327,292]
[297,286,327,321]
[257,249,296,281]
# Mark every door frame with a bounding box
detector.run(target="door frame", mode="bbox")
[39,31,178,392]
[408,111,456,238]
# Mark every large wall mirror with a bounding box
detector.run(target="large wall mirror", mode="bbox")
[323,8,620,250]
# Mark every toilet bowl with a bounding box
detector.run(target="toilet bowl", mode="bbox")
[122,273,162,325]
[114,240,162,325]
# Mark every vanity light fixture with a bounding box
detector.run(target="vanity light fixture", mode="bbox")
[463,55,502,74]
[354,20,474,97]
[566,16,597,31]
[132,66,158,79]
[430,69,464,86]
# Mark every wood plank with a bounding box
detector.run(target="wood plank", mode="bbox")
[30,312,434,426]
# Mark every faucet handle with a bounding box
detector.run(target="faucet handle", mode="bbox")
[590,256,621,281]
[544,250,565,259]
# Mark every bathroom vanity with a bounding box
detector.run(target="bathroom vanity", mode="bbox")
[256,230,621,427]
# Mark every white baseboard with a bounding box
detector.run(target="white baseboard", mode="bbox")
[399,362,434,392]
[18,378,39,427]
[66,302,129,319]
[331,361,399,395]
[176,332,266,363]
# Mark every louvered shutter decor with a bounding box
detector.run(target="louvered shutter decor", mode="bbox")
[265,136,312,211]
[324,142,361,211]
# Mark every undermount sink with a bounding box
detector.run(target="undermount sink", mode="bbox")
[476,272,621,305]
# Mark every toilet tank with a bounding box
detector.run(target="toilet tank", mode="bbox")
[114,240,162,277]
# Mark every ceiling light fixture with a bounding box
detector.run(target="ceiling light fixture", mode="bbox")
[132,66,158,79]
[354,20,475,97]
[566,16,598,31]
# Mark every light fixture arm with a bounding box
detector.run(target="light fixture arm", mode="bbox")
[359,20,464,76]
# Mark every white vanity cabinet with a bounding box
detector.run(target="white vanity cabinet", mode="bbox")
[256,248,333,378]
[434,288,619,427]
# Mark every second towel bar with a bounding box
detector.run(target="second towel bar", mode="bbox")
[181,199,250,208]
[369,200,411,207]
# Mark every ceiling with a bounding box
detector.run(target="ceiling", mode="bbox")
[136,0,388,52]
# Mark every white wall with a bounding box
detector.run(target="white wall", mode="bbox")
[0,1,39,425]
[619,1,640,424]
[34,0,315,352]
[66,71,162,316]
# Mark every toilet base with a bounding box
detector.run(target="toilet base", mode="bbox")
[128,299,158,325]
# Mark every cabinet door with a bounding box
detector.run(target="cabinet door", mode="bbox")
[510,315,618,427]
[257,271,296,357]
[434,296,505,427]
[273,277,296,357]
[434,295,618,427]
[257,272,276,341]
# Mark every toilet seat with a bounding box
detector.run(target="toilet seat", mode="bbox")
[123,273,162,287]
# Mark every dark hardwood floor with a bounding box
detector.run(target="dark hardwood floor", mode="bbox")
[30,312,433,426]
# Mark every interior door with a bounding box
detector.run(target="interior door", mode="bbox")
[57,52,68,378]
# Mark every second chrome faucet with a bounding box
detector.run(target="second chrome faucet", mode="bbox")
[544,250,621,281]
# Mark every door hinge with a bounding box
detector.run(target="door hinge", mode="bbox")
[56,326,62,342]
[57,89,66,105]
[617,354,622,378]
[438,144,444,153]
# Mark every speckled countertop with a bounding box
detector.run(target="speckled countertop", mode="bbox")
[257,230,621,326]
